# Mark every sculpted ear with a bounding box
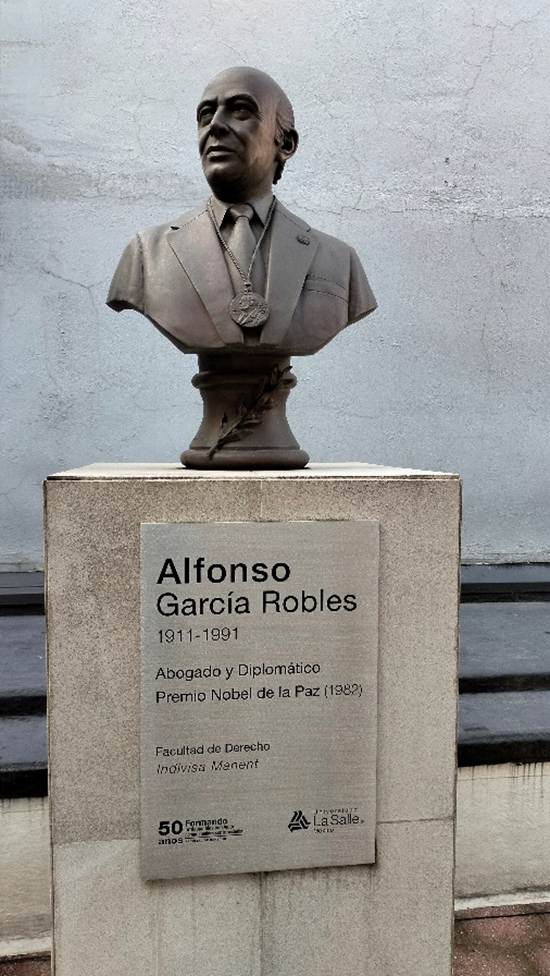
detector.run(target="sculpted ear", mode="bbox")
[277,128,299,163]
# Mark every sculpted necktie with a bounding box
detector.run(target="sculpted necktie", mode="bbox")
[226,204,265,296]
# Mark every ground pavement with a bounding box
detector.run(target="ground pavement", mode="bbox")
[454,907,550,975]
[2,910,550,975]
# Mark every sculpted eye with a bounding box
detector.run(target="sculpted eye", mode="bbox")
[198,107,213,125]
[232,103,253,119]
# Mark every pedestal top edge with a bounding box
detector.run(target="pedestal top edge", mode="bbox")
[46,462,459,481]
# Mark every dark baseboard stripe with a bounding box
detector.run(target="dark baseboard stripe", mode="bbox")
[0,767,48,799]
[0,696,47,717]
[459,673,550,694]
[458,738,550,767]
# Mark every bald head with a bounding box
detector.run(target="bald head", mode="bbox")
[197,66,298,201]
[204,67,295,135]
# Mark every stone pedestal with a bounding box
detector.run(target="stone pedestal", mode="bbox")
[45,463,460,976]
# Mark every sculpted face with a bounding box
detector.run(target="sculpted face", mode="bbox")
[197,67,297,202]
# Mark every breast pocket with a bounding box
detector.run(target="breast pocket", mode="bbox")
[303,275,348,304]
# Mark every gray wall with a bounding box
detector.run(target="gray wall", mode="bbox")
[2,0,549,569]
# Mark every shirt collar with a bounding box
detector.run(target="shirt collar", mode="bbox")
[210,192,274,228]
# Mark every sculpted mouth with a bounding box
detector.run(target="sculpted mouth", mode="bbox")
[206,145,236,157]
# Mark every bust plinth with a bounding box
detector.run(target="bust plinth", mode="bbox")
[181,353,308,469]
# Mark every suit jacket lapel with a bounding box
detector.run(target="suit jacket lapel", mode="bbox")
[167,207,244,345]
[261,201,319,346]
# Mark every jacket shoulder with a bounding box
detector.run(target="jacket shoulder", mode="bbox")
[275,201,353,254]
[138,203,207,244]
[106,207,203,313]
[134,204,206,247]
[310,227,354,253]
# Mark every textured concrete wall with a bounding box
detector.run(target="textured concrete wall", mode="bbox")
[2,0,550,568]
[0,798,51,953]
[456,762,550,901]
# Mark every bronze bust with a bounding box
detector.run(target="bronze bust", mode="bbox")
[107,67,377,468]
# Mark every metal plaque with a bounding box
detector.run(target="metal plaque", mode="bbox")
[140,520,379,879]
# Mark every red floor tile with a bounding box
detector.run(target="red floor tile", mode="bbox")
[454,911,550,976]
[528,946,550,976]
[0,960,50,976]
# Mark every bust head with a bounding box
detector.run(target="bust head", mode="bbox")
[197,66,299,203]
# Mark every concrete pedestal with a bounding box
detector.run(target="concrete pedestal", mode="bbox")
[45,463,460,976]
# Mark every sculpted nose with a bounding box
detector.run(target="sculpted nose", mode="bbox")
[209,108,229,136]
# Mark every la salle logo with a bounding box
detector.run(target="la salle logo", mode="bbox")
[288,810,310,832]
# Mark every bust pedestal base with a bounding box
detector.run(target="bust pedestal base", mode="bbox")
[181,352,309,469]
